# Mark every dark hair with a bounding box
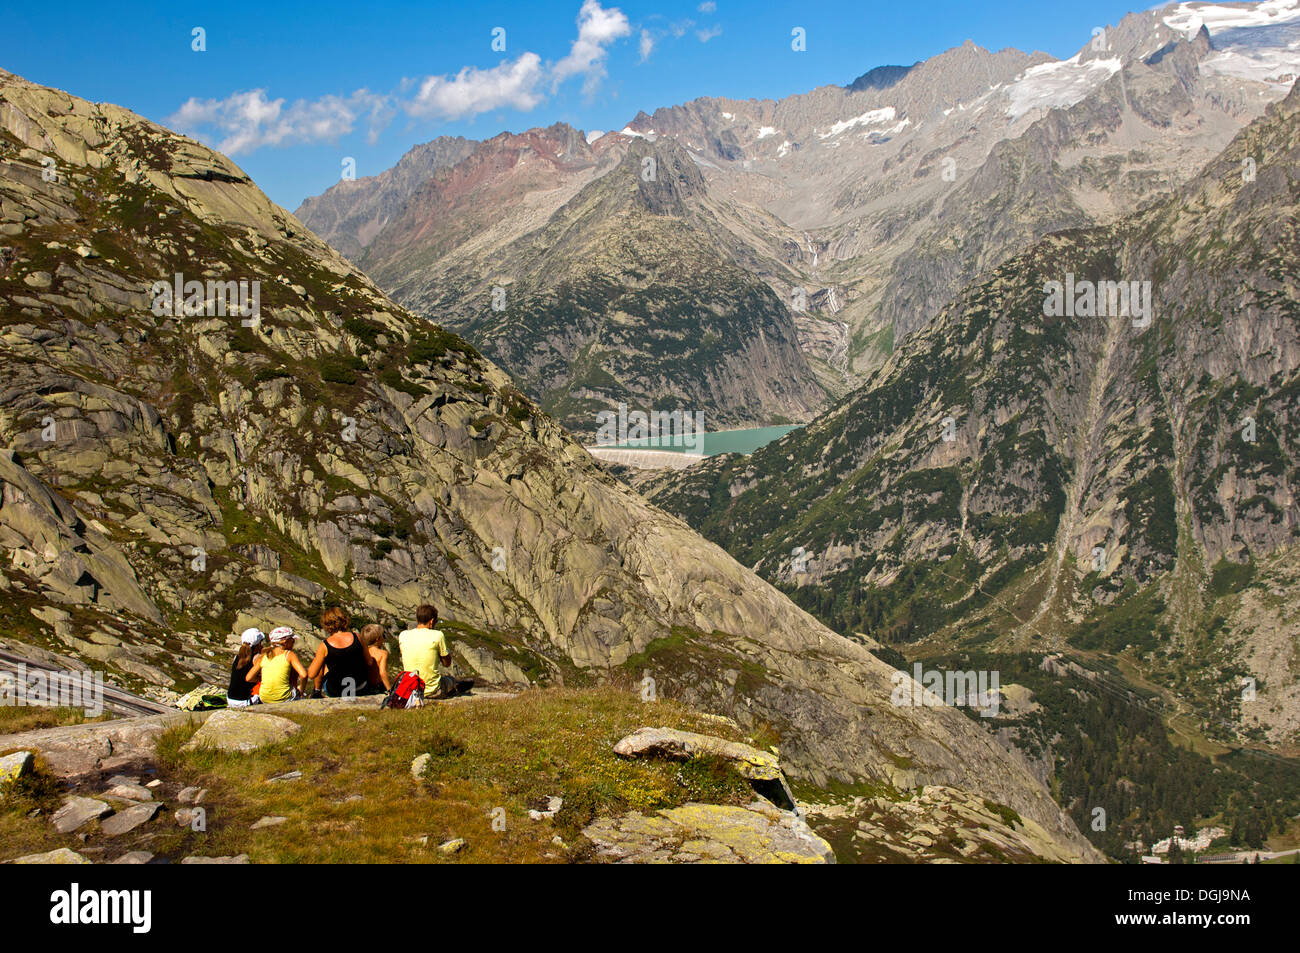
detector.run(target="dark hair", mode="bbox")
[235,643,255,668]
[321,606,351,634]
[416,604,438,626]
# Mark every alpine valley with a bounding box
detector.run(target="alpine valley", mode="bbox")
[1,0,1299,865]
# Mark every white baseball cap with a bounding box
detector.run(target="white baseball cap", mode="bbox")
[269,626,295,643]
[240,627,266,645]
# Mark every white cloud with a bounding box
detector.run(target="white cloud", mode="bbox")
[639,28,655,61]
[169,1,631,154]
[552,0,632,93]
[698,1,717,11]
[170,88,389,154]
[406,53,545,119]
[697,25,723,42]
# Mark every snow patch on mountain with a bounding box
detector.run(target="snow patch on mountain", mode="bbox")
[1164,0,1300,85]
[757,125,777,139]
[1163,0,1300,35]
[1004,55,1122,120]
[819,106,897,139]
[1203,45,1300,83]
[861,119,912,140]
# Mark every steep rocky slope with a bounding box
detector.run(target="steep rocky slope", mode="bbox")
[310,128,826,436]
[292,134,476,261]
[647,79,1300,744]
[372,136,825,437]
[304,124,607,277]
[0,68,1098,860]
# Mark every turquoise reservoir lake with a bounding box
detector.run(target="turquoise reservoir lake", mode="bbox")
[601,424,800,456]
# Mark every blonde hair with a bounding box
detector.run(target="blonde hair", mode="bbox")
[359,624,384,648]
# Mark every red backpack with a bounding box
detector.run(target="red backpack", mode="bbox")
[381,671,425,709]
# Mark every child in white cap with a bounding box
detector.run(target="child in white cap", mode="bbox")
[227,628,265,708]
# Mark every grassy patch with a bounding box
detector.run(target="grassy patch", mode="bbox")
[1209,558,1255,598]
[0,706,112,734]
[0,753,73,860]
[98,687,753,863]
[983,799,1023,829]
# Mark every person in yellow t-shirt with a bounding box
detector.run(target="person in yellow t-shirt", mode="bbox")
[246,627,310,703]
[397,604,451,697]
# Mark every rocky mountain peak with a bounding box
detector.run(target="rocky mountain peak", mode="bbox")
[619,137,707,215]
[844,64,916,94]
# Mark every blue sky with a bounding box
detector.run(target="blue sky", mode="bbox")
[1,0,1159,210]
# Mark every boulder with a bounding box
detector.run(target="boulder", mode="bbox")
[250,815,286,830]
[613,726,797,810]
[51,795,111,833]
[110,851,154,864]
[103,781,153,801]
[180,855,249,864]
[583,801,835,864]
[181,709,300,753]
[0,750,34,784]
[528,796,563,821]
[614,727,781,779]
[10,848,92,864]
[100,802,160,836]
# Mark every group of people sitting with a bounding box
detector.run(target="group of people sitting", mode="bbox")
[226,604,452,707]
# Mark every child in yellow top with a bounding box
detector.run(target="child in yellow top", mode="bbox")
[246,627,309,702]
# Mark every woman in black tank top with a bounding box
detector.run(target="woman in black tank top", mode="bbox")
[307,607,370,698]
[321,635,369,697]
